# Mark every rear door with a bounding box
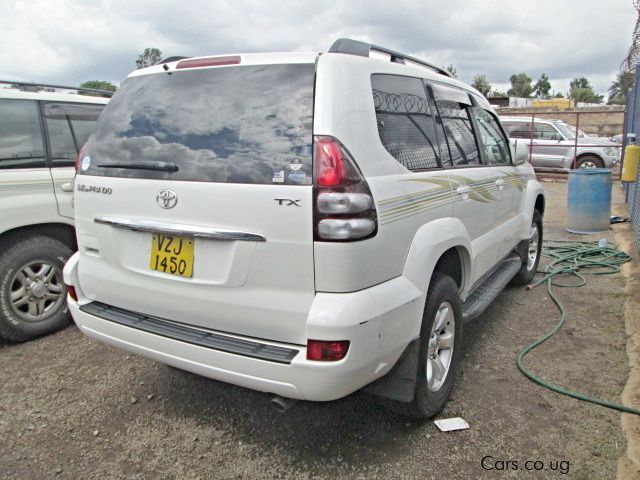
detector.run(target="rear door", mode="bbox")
[43,102,104,218]
[531,122,569,168]
[472,108,522,261]
[431,84,498,284]
[75,62,316,345]
[0,98,57,229]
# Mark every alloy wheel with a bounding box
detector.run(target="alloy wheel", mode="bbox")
[9,261,65,322]
[426,302,455,392]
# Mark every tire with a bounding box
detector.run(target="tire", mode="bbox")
[384,272,463,419]
[511,209,543,286]
[0,236,73,342]
[574,155,604,169]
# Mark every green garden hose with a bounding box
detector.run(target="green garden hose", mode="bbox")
[517,240,640,416]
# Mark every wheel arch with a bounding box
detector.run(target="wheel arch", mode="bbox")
[0,223,77,252]
[432,246,470,293]
[402,217,472,297]
[575,151,604,166]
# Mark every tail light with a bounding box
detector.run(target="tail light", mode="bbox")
[313,136,377,241]
[75,144,87,173]
[176,56,241,69]
[306,340,350,361]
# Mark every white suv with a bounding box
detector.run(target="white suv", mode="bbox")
[0,82,108,341]
[64,39,545,418]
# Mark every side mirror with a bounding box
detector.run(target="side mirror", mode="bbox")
[510,140,529,165]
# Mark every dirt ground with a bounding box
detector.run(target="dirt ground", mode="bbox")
[1,180,637,479]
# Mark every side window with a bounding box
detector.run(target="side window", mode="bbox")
[473,109,511,165]
[534,123,561,140]
[431,85,481,167]
[43,103,104,167]
[371,74,442,171]
[423,83,452,167]
[502,121,532,139]
[0,99,46,169]
[71,117,99,147]
[46,117,77,166]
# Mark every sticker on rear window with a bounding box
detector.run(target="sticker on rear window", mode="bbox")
[272,170,285,183]
[290,158,303,171]
[288,171,306,184]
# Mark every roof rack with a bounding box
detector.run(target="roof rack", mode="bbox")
[0,80,114,97]
[328,38,451,78]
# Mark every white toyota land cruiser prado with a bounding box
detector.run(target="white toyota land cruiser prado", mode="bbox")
[64,39,545,418]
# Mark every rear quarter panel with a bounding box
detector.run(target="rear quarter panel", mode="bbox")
[313,54,478,293]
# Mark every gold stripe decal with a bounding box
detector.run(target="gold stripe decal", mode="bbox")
[378,172,534,224]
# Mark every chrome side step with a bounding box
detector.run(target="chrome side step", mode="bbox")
[462,255,522,323]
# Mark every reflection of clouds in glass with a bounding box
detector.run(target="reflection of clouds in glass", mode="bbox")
[0,99,45,159]
[86,64,313,185]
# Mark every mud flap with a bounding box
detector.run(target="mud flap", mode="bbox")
[515,239,529,264]
[362,338,420,402]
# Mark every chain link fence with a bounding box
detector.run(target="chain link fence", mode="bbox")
[626,65,640,251]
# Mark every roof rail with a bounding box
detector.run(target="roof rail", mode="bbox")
[0,80,114,97]
[328,38,451,78]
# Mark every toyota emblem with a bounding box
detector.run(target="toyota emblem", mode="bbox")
[156,189,178,209]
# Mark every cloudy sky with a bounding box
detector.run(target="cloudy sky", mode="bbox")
[1,0,635,97]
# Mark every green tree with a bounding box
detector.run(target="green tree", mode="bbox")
[507,73,533,97]
[471,74,491,97]
[533,73,551,98]
[78,80,116,97]
[444,64,457,78]
[490,90,508,98]
[554,92,565,98]
[569,77,603,104]
[136,48,163,69]
[607,70,634,105]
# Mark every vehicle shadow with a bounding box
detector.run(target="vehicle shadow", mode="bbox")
[133,313,495,469]
[145,367,425,467]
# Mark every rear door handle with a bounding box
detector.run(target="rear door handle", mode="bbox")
[495,179,505,190]
[456,185,470,195]
[60,182,74,192]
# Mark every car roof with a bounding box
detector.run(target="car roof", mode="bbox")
[128,52,319,78]
[500,116,552,124]
[125,50,486,107]
[0,87,109,104]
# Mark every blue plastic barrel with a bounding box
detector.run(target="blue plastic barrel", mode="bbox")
[567,168,612,234]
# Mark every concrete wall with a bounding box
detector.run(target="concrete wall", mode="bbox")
[497,106,625,137]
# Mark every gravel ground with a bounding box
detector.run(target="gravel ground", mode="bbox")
[0,181,634,479]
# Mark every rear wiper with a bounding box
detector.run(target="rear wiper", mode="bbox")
[96,161,179,173]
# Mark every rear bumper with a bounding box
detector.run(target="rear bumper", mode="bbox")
[64,252,423,401]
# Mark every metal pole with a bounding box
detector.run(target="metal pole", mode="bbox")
[529,113,534,162]
[573,112,580,169]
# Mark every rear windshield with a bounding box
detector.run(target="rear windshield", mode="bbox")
[82,64,315,185]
